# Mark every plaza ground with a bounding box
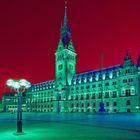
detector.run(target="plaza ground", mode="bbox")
[0,113,140,140]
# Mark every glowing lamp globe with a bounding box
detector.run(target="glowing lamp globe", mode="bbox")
[6,79,31,90]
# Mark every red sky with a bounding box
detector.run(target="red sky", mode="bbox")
[0,0,140,99]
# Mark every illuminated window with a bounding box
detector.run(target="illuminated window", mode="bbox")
[109,72,113,79]
[131,88,135,95]
[102,73,105,80]
[95,74,99,81]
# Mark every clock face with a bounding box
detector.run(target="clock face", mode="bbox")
[69,65,73,70]
[58,77,62,80]
[58,64,63,70]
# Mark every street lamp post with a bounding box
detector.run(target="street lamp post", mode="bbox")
[6,79,31,134]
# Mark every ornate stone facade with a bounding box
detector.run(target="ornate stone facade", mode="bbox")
[2,5,140,113]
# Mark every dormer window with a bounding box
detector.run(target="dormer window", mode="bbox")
[125,69,131,74]
[105,72,109,79]
[126,89,131,96]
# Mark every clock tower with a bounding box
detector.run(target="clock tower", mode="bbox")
[55,4,77,89]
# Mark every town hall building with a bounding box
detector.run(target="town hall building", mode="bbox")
[2,5,140,113]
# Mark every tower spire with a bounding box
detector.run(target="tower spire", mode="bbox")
[123,49,134,67]
[124,49,131,60]
[57,1,75,52]
[64,1,67,16]
[60,0,71,47]
[64,1,68,27]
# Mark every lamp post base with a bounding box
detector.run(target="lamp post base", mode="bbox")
[17,120,22,133]
[13,132,26,136]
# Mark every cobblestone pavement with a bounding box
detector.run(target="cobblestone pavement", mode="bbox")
[0,113,140,140]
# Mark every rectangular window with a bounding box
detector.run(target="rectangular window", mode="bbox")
[91,94,95,99]
[123,79,127,83]
[71,88,74,91]
[128,78,133,82]
[114,109,117,112]
[126,89,131,96]
[112,81,117,85]
[125,69,131,74]
[105,92,109,98]
[98,93,102,98]
[106,102,109,106]
[113,102,117,106]
[112,91,117,98]
[105,83,109,86]
[76,87,79,90]
[98,84,102,87]
[113,72,116,77]
[92,84,96,88]
[126,100,131,105]
[93,102,96,107]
